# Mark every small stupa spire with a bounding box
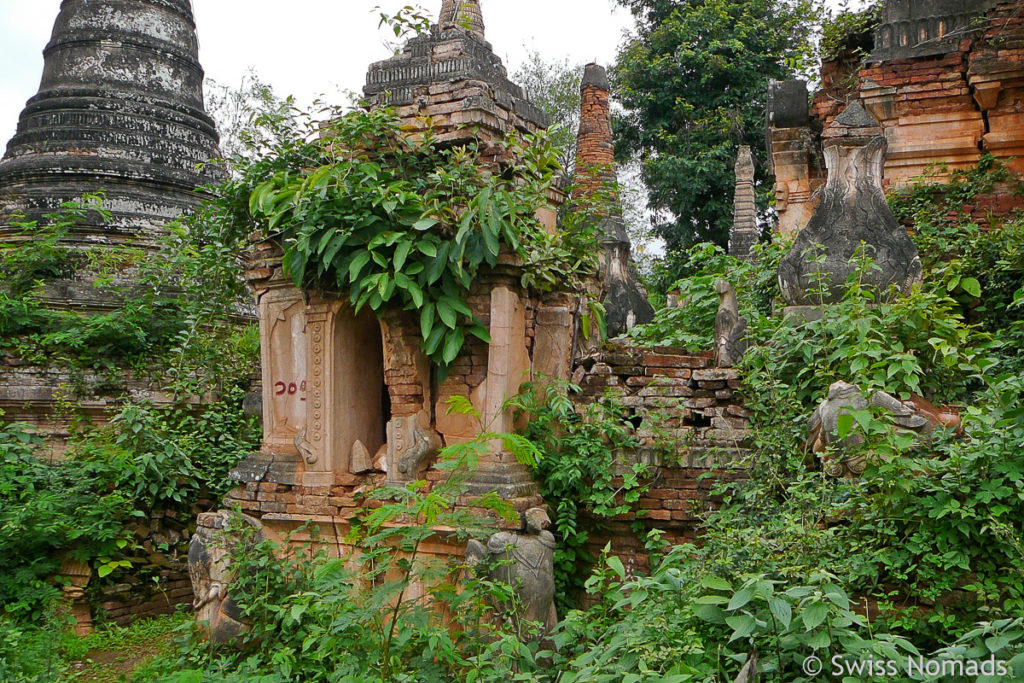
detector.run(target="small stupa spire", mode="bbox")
[439,0,485,40]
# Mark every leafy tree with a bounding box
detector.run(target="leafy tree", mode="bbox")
[513,51,583,174]
[613,0,817,259]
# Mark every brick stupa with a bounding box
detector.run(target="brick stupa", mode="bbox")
[572,63,653,337]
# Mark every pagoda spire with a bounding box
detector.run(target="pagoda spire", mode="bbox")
[439,0,485,40]
[0,0,222,246]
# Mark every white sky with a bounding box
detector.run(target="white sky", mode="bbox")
[0,0,632,147]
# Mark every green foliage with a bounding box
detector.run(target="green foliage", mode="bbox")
[0,193,260,627]
[137,407,556,683]
[889,155,1024,345]
[513,381,652,612]
[226,103,596,368]
[555,551,919,681]
[614,0,817,251]
[819,1,881,62]
[513,51,584,173]
[0,422,134,618]
[629,240,788,349]
[0,195,257,392]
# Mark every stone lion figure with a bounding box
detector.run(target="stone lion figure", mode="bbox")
[188,510,266,643]
[808,380,961,477]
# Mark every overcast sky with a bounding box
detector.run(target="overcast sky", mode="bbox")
[0,0,633,147]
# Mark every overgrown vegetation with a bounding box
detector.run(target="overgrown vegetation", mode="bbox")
[1,192,260,672]
[120,155,1024,681]
[231,102,598,369]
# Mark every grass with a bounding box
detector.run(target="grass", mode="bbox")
[60,613,190,683]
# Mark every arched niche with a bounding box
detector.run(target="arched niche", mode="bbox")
[329,303,388,474]
[303,298,390,483]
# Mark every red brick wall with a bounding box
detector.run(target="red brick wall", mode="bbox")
[570,342,751,579]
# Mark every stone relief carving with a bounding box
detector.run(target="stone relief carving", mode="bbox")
[466,507,558,640]
[389,411,443,479]
[188,511,266,644]
[714,280,748,368]
[778,104,923,307]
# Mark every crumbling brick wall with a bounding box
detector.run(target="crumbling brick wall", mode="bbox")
[569,341,751,578]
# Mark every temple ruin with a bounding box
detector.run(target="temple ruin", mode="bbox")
[0,0,223,456]
[220,1,749,583]
[770,0,1024,236]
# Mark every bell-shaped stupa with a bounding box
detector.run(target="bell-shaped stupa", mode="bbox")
[0,0,222,246]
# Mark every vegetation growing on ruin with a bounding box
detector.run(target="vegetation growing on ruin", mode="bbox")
[104,153,1022,682]
[0,195,261,677]
[228,103,600,368]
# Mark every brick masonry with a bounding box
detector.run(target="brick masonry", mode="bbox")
[568,342,751,577]
[772,0,1024,235]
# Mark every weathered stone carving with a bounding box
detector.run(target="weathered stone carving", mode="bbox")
[188,511,266,644]
[714,280,748,369]
[466,508,557,639]
[735,652,759,683]
[807,381,962,477]
[871,0,998,62]
[778,103,922,307]
[388,411,443,480]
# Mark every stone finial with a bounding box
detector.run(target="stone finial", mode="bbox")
[439,0,485,40]
[778,102,922,307]
[728,146,758,260]
[572,63,655,337]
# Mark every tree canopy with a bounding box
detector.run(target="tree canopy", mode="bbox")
[614,0,817,257]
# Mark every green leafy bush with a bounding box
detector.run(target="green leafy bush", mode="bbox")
[224,103,597,368]
[514,380,652,611]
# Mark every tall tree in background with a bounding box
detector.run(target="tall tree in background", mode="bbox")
[513,51,583,173]
[614,0,817,259]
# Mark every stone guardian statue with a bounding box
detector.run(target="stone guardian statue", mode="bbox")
[466,507,558,640]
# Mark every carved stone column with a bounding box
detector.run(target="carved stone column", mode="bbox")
[465,286,538,500]
[257,285,308,456]
[301,301,333,486]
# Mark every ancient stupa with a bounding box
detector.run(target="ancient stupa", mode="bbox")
[0,0,222,453]
[0,0,222,250]
[572,63,654,336]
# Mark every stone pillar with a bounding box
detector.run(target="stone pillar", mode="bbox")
[573,63,654,337]
[257,285,308,456]
[728,147,758,260]
[767,80,821,237]
[301,301,333,486]
[465,286,538,500]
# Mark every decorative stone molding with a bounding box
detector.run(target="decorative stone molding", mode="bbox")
[871,0,999,62]
[778,104,923,306]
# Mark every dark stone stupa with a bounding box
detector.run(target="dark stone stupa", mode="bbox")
[0,0,222,247]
